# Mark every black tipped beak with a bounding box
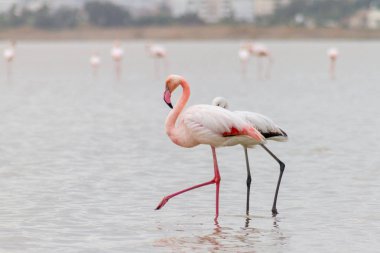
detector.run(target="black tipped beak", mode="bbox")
[163,89,173,109]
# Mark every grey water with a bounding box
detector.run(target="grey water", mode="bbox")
[0,41,379,252]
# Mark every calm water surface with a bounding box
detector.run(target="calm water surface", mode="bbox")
[0,41,379,252]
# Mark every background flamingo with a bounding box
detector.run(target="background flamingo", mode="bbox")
[156,75,266,221]
[238,48,250,78]
[146,43,168,78]
[3,41,16,79]
[111,41,124,80]
[328,48,339,80]
[212,97,288,215]
[242,42,273,80]
[90,52,101,77]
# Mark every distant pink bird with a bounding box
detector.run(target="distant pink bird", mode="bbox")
[243,42,273,80]
[212,97,287,215]
[111,41,124,80]
[156,75,266,221]
[146,44,168,78]
[327,48,339,80]
[238,48,250,78]
[90,53,101,77]
[3,41,16,79]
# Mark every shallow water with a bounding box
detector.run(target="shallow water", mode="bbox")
[0,40,379,252]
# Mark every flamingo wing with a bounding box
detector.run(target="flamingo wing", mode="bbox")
[235,111,287,141]
[181,105,265,146]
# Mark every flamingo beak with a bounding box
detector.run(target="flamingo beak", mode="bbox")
[163,89,173,109]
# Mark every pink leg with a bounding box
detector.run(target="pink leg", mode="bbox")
[211,146,221,220]
[154,58,159,79]
[115,61,121,81]
[156,146,221,220]
[330,60,336,80]
[241,61,247,79]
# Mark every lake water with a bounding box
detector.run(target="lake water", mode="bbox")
[0,41,379,252]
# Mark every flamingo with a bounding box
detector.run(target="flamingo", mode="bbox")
[212,97,287,215]
[146,43,168,78]
[243,42,273,80]
[238,48,250,78]
[3,41,16,79]
[90,52,101,77]
[327,48,339,80]
[111,41,124,80]
[156,75,266,221]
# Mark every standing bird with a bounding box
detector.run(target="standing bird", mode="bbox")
[3,41,16,79]
[89,52,101,77]
[212,97,287,215]
[156,75,266,221]
[243,42,273,80]
[111,41,124,80]
[238,48,250,78]
[146,44,168,78]
[327,48,339,80]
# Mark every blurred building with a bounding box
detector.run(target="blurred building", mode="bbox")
[367,7,380,29]
[347,6,380,29]
[168,0,255,23]
[254,0,290,17]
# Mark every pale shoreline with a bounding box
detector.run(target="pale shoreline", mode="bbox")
[1,25,380,41]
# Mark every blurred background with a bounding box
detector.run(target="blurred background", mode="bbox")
[1,0,380,39]
[0,1,380,253]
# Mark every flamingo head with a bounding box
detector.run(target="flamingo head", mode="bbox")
[163,74,184,109]
[212,97,229,109]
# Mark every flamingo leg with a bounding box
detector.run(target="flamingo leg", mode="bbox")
[243,147,252,216]
[156,146,221,220]
[211,146,221,220]
[330,59,336,80]
[163,57,169,76]
[257,57,263,80]
[241,60,247,79]
[260,144,285,215]
[115,61,121,81]
[266,55,273,80]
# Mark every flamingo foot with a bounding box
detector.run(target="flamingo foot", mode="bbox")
[155,197,169,210]
[272,208,278,216]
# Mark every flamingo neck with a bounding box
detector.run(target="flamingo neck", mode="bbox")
[165,79,190,144]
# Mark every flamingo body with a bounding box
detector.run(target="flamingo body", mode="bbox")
[212,97,287,142]
[90,55,101,67]
[3,48,15,62]
[252,43,270,57]
[327,48,339,61]
[148,44,167,58]
[111,47,123,61]
[171,104,265,148]
[238,49,250,62]
[235,111,287,141]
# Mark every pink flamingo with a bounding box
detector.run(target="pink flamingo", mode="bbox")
[3,41,16,79]
[146,43,168,78]
[156,75,266,221]
[212,97,287,215]
[111,41,124,80]
[243,42,273,80]
[90,52,101,77]
[238,48,250,78]
[327,48,339,80]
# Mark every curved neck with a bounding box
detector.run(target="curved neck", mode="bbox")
[165,79,190,139]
